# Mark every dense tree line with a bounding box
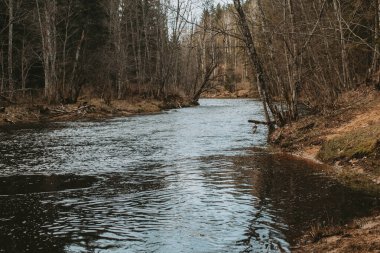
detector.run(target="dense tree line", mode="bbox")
[1,0,108,103]
[0,0,218,104]
[231,0,380,125]
[188,0,379,125]
[1,0,379,125]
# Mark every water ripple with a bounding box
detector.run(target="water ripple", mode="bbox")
[0,99,377,253]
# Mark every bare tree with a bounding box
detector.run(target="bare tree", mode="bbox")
[372,0,380,74]
[7,0,14,98]
[36,0,58,102]
[233,0,276,127]
[333,0,351,89]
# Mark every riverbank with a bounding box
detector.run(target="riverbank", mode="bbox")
[268,86,380,252]
[201,82,260,99]
[293,214,380,253]
[0,96,194,128]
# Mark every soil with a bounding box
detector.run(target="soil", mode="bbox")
[293,214,380,253]
[270,86,380,188]
[0,96,193,128]
[201,82,260,99]
[269,86,380,252]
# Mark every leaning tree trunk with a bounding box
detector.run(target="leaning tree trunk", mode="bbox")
[233,0,281,128]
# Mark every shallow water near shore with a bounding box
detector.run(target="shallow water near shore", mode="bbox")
[0,99,377,253]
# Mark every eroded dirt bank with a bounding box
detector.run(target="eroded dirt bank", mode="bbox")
[268,86,380,252]
[0,96,194,128]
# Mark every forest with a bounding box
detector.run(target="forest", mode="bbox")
[0,0,379,124]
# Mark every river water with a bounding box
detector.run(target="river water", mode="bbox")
[0,99,377,253]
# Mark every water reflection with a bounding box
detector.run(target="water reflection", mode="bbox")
[0,99,377,253]
[225,152,377,251]
[0,195,66,253]
[0,174,98,195]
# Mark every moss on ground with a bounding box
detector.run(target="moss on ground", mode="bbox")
[318,125,380,162]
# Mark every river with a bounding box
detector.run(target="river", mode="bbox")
[0,99,377,253]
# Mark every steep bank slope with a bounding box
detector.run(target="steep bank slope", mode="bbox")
[269,86,380,252]
[271,86,380,193]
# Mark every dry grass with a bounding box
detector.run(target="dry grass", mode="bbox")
[294,215,380,253]
[270,86,380,194]
[0,96,191,127]
[306,223,344,243]
[271,87,380,252]
[318,125,380,161]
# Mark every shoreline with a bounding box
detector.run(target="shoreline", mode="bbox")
[0,96,260,129]
[271,149,380,252]
[268,86,380,252]
[1,92,379,251]
[0,96,195,129]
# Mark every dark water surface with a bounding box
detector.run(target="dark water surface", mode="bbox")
[0,99,377,253]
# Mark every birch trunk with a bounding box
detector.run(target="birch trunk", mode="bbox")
[233,0,275,127]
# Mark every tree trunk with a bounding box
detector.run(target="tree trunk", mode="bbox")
[333,0,351,89]
[36,0,58,103]
[287,0,299,120]
[69,29,85,102]
[8,0,14,98]
[372,0,380,74]
[232,0,276,128]
[0,47,4,93]
[192,62,218,103]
